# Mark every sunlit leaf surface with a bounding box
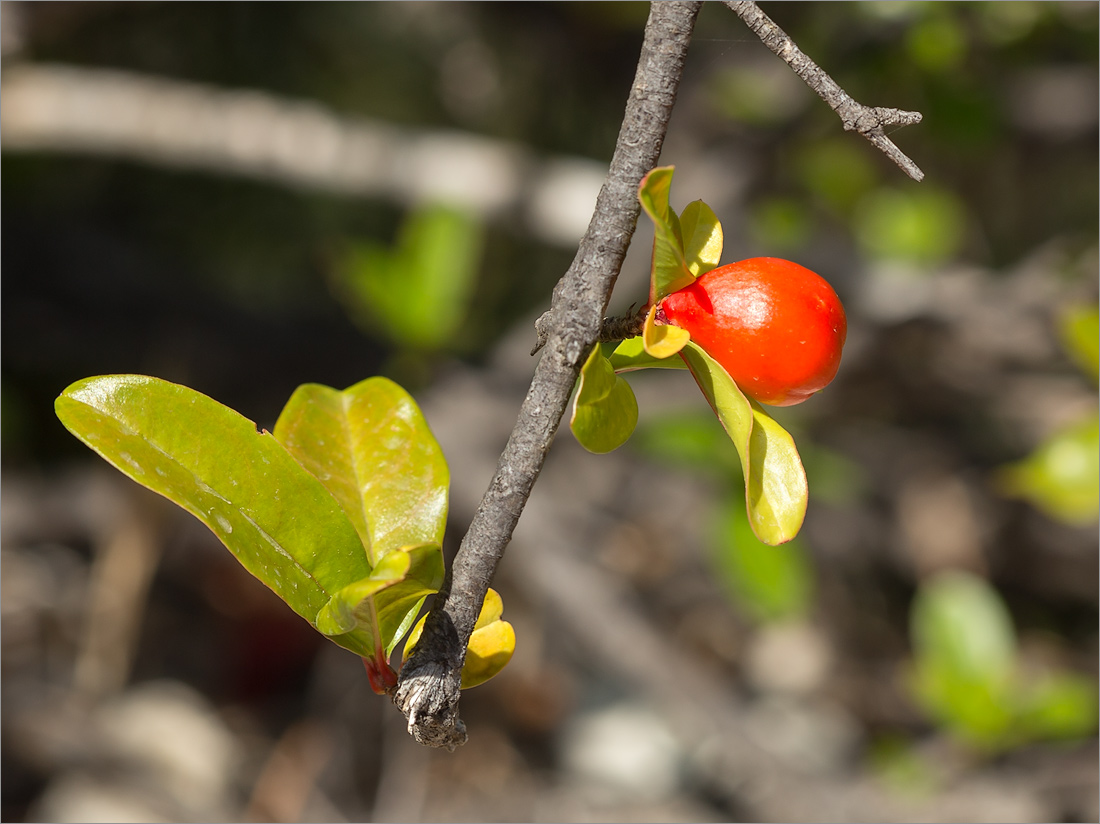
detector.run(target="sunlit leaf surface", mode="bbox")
[642,304,690,359]
[273,377,449,566]
[679,199,723,277]
[638,166,694,303]
[316,542,444,658]
[607,337,689,373]
[55,375,371,625]
[680,343,808,544]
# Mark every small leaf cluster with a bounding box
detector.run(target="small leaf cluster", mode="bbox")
[56,375,514,694]
[571,166,808,546]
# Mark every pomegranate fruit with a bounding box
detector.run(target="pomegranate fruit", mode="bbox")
[658,257,847,406]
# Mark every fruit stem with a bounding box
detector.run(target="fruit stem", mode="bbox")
[597,304,648,343]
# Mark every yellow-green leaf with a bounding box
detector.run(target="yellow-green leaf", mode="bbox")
[462,615,517,689]
[317,542,445,658]
[679,343,808,544]
[607,337,690,373]
[570,345,639,454]
[273,378,449,567]
[680,199,723,277]
[642,304,691,359]
[404,588,515,689]
[639,166,694,303]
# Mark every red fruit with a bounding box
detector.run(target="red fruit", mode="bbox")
[658,257,847,407]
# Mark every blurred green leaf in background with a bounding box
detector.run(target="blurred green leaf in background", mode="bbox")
[711,504,813,624]
[997,414,1100,526]
[1058,303,1099,384]
[854,186,968,268]
[996,302,1100,525]
[909,571,1098,753]
[331,203,483,353]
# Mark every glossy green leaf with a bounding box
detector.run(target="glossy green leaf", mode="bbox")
[747,399,810,541]
[638,166,694,303]
[571,345,639,454]
[607,337,689,373]
[996,414,1099,525]
[316,542,444,658]
[679,200,723,277]
[273,377,449,566]
[335,204,482,350]
[679,343,808,545]
[642,304,690,359]
[404,588,515,689]
[1058,303,1099,382]
[55,375,371,626]
[712,503,812,623]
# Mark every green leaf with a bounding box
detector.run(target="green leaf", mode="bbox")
[316,542,444,658]
[607,337,689,373]
[54,375,371,626]
[273,377,449,566]
[1058,303,1099,382]
[335,204,482,350]
[404,588,516,689]
[571,345,639,454]
[679,343,808,545]
[638,166,694,303]
[712,503,813,623]
[679,200,723,277]
[996,414,1099,525]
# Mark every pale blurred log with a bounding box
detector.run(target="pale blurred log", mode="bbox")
[1,62,605,247]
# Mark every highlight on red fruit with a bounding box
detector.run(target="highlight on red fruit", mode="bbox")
[657,257,847,406]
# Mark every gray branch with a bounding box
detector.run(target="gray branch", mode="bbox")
[393,0,704,749]
[726,0,925,182]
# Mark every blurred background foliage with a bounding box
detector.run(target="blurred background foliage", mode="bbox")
[2,2,1097,822]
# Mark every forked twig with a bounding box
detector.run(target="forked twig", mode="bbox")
[726,0,924,181]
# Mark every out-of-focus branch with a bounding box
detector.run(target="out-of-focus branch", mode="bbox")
[0,63,605,247]
[392,0,704,749]
[726,0,925,182]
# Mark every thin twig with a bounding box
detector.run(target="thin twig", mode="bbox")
[596,304,647,344]
[393,0,704,749]
[725,0,925,182]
